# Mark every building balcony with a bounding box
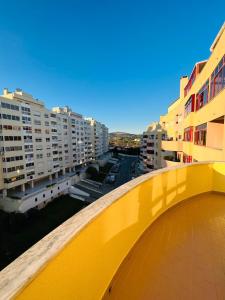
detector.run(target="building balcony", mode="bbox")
[1,162,225,299]
[192,144,224,161]
[161,156,182,168]
[161,140,183,151]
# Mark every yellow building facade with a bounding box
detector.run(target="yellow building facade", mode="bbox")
[159,23,225,166]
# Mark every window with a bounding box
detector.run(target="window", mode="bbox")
[1,102,19,111]
[3,165,24,173]
[0,114,20,121]
[147,150,154,154]
[147,164,154,169]
[147,142,154,147]
[4,174,25,183]
[34,120,41,125]
[25,153,33,159]
[35,138,42,142]
[210,55,225,99]
[35,129,42,134]
[183,127,193,142]
[26,162,34,167]
[21,107,31,115]
[194,123,207,146]
[184,68,196,96]
[23,126,32,133]
[22,116,31,124]
[184,94,195,117]
[4,146,23,152]
[33,111,41,117]
[24,136,33,142]
[183,154,192,163]
[24,145,33,152]
[196,80,209,110]
[4,136,21,141]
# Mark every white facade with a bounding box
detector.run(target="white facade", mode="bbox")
[85,118,109,160]
[0,89,109,212]
[140,122,165,172]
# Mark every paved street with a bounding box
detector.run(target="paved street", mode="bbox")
[113,155,138,188]
[100,155,139,194]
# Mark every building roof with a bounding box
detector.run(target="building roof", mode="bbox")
[210,22,225,52]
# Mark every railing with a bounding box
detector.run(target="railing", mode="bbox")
[1,162,225,299]
[24,148,33,153]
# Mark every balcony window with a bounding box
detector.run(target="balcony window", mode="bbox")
[184,67,196,96]
[147,150,154,154]
[210,55,225,99]
[194,123,207,146]
[4,174,25,183]
[147,142,154,147]
[183,126,193,142]
[147,164,154,169]
[196,80,209,110]
[184,94,195,117]
[183,154,192,163]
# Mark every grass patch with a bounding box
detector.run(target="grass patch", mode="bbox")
[0,195,87,271]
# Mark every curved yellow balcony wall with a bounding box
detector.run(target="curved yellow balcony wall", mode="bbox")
[1,162,225,300]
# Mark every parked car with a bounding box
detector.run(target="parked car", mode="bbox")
[106,174,116,183]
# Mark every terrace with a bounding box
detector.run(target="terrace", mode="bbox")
[0,162,225,299]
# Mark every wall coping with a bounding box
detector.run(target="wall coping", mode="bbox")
[0,161,220,300]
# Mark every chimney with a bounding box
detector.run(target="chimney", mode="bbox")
[3,88,8,96]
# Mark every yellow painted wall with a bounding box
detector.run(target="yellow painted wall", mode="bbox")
[15,163,216,300]
[161,140,182,151]
[207,122,224,149]
[159,24,225,162]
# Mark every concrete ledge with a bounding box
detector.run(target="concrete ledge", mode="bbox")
[0,161,224,299]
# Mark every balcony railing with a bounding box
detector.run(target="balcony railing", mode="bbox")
[1,162,225,299]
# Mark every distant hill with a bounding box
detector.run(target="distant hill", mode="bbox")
[109,132,141,147]
[110,132,141,138]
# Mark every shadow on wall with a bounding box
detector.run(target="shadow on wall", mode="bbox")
[6,163,225,300]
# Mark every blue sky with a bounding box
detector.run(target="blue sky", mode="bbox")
[0,0,224,133]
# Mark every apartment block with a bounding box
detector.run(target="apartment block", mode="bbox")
[0,89,108,212]
[141,23,225,170]
[85,118,109,159]
[140,122,166,172]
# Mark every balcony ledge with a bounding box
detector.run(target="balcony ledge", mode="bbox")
[1,162,225,299]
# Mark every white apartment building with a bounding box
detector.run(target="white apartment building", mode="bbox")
[85,118,109,159]
[140,122,165,172]
[0,88,109,213]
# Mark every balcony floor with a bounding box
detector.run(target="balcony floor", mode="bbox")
[104,192,225,300]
